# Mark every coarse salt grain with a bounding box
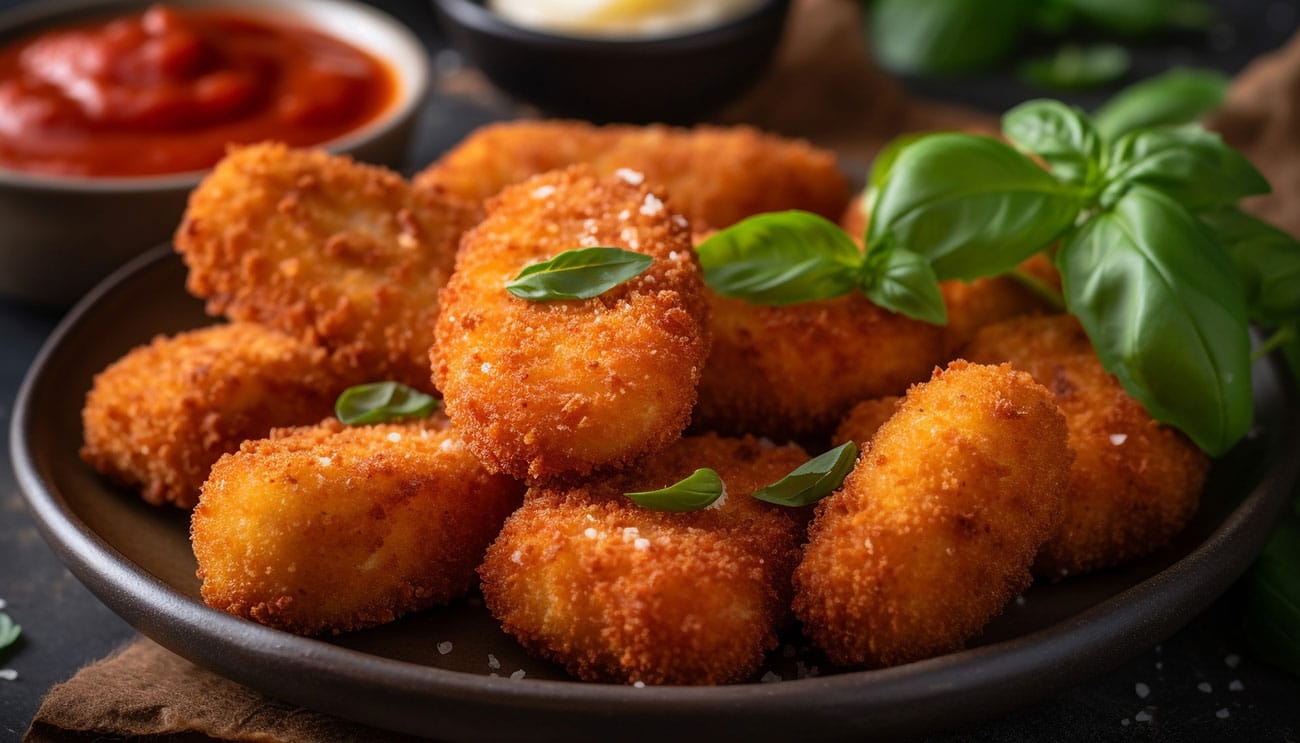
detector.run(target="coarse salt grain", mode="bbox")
[1229,680,1244,691]
[620,227,640,248]
[510,670,526,680]
[618,209,631,220]
[0,598,6,610]
[1155,662,1163,670]
[510,550,523,564]
[1198,682,1212,693]
[1135,711,1153,723]
[1135,682,1150,699]
[0,669,16,681]
[532,185,556,199]
[622,527,639,541]
[1216,708,1230,719]
[615,168,644,185]
[317,456,332,466]
[634,538,650,550]
[437,641,453,655]
[488,654,501,670]
[1121,719,1131,726]
[387,432,402,443]
[1015,595,1026,606]
[1109,433,1128,446]
[1225,654,1241,668]
[672,214,688,228]
[584,527,598,539]
[481,362,492,373]
[640,193,664,216]
[633,681,646,688]
[760,672,782,683]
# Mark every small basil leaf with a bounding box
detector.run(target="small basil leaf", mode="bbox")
[752,442,859,507]
[1017,44,1130,92]
[336,382,439,425]
[0,612,20,652]
[506,247,653,301]
[1102,126,1270,210]
[868,0,1031,75]
[1003,99,1105,186]
[1198,207,1300,327]
[697,211,862,305]
[1243,515,1300,677]
[869,133,1085,281]
[1059,186,1252,456]
[1093,68,1228,139]
[624,468,724,512]
[861,243,948,325]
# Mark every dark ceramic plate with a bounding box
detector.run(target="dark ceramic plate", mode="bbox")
[12,245,1300,740]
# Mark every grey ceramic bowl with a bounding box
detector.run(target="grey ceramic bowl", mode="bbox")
[0,0,429,308]
[432,0,790,123]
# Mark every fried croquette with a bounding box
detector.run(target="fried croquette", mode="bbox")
[961,315,1210,579]
[479,434,809,685]
[176,143,478,391]
[80,322,343,508]
[432,166,709,481]
[794,361,1072,667]
[940,254,1061,358]
[693,291,943,442]
[192,417,524,635]
[414,121,849,231]
[833,396,900,447]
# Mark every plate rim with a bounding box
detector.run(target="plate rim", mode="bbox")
[12,244,1300,739]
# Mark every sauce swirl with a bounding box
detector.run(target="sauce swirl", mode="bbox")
[0,5,396,177]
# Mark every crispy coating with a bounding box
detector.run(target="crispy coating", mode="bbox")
[414,120,849,231]
[693,291,943,442]
[80,322,342,508]
[433,166,709,481]
[940,254,1060,359]
[794,361,1071,667]
[962,315,1210,578]
[833,396,900,447]
[839,192,869,240]
[192,417,524,635]
[175,143,478,391]
[479,434,809,685]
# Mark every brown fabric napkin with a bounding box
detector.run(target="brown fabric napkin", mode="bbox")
[28,1,1300,741]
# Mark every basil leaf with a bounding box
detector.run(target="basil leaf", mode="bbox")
[0,612,19,652]
[336,382,439,425]
[1101,126,1270,210]
[1018,44,1130,92]
[506,247,653,301]
[697,211,862,305]
[865,133,929,218]
[861,243,948,325]
[624,468,724,512]
[868,0,1031,75]
[752,442,859,507]
[1243,514,1300,678]
[1093,68,1228,139]
[1003,99,1105,186]
[869,133,1085,281]
[1198,207,1300,327]
[1059,186,1251,456]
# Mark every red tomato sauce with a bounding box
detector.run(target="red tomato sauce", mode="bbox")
[0,5,396,177]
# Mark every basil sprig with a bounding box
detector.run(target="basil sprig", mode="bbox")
[335,382,439,425]
[752,442,859,507]
[624,468,724,512]
[0,612,20,652]
[1092,68,1229,140]
[697,212,947,324]
[506,247,652,301]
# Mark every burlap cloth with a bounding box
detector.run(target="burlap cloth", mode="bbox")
[26,0,1300,740]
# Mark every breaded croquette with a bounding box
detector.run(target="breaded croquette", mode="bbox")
[414,121,849,231]
[940,254,1061,359]
[962,315,1210,579]
[479,434,808,685]
[693,292,943,442]
[433,166,709,481]
[80,322,342,508]
[794,361,1072,667]
[833,396,899,447]
[176,143,478,391]
[192,417,524,635]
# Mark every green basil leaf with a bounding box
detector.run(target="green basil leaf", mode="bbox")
[1018,44,1130,92]
[1101,126,1269,210]
[1003,99,1105,186]
[1059,186,1251,456]
[861,243,948,325]
[868,0,1030,75]
[869,133,1085,281]
[506,247,653,301]
[1243,514,1300,677]
[752,442,859,507]
[697,211,862,305]
[335,382,439,425]
[865,133,930,219]
[1092,68,1228,139]
[624,468,724,512]
[1198,207,1300,327]
[0,612,20,652]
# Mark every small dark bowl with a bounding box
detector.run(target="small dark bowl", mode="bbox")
[431,0,791,123]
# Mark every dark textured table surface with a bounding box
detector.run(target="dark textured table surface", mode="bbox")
[3,0,1300,740]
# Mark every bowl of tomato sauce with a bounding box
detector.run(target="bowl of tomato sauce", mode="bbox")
[0,0,429,306]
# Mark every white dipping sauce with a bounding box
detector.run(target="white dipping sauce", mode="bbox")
[488,0,765,38]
